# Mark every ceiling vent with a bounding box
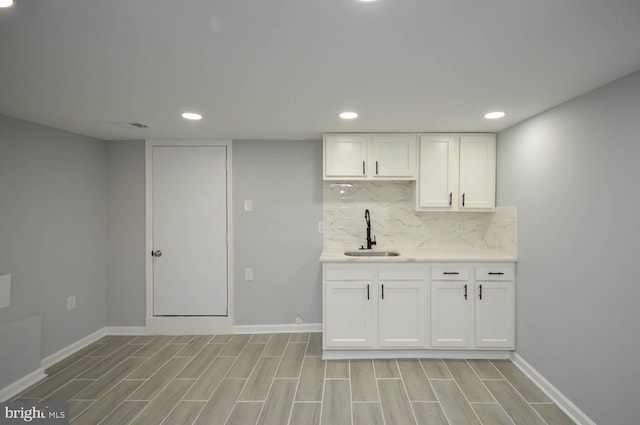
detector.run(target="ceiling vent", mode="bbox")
[110,121,149,129]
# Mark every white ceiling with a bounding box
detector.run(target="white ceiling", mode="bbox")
[1,0,640,141]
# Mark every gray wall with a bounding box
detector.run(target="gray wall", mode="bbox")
[0,115,107,365]
[497,70,640,425]
[233,140,323,326]
[106,141,146,326]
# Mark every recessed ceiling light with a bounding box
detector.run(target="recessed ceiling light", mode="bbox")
[339,111,358,120]
[182,112,203,120]
[484,111,506,119]
[0,0,14,8]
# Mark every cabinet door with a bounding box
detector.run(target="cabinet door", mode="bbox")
[430,281,472,348]
[378,282,425,347]
[324,135,369,179]
[416,134,459,210]
[459,135,496,210]
[324,282,375,348]
[371,134,417,179]
[475,282,514,348]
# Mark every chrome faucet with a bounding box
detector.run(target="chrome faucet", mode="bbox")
[363,209,376,250]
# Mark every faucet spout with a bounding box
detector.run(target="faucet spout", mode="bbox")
[364,209,376,249]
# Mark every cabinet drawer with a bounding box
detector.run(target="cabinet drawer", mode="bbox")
[431,266,469,281]
[324,264,373,281]
[378,265,425,281]
[475,266,514,281]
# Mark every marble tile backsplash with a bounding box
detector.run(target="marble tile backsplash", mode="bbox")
[323,181,517,256]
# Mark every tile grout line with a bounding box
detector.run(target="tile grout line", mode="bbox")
[464,359,515,425]
[179,334,240,425]
[488,361,552,425]
[286,333,311,425]
[372,358,388,425]
[90,335,194,425]
[441,359,486,425]
[395,360,420,425]
[347,360,354,425]
[251,333,291,425]
[222,337,267,425]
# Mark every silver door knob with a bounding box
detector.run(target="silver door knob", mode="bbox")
[152,250,163,257]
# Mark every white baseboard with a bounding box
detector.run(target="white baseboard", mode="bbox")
[511,353,597,425]
[104,326,146,335]
[146,316,233,334]
[323,349,512,360]
[40,328,107,371]
[233,323,322,334]
[0,368,46,402]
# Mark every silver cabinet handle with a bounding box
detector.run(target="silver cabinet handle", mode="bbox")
[152,250,163,257]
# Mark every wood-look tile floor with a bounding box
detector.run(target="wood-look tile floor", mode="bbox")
[13,334,576,425]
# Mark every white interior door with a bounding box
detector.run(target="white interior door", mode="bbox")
[152,146,228,316]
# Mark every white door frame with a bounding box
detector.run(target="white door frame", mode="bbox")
[145,139,233,334]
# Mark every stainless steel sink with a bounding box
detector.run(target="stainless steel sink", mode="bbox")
[344,250,400,257]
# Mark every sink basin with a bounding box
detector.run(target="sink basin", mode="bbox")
[344,250,400,257]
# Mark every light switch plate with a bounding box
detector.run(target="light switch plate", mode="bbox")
[243,200,253,212]
[0,274,11,309]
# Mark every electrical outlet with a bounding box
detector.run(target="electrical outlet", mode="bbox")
[318,221,324,234]
[67,295,76,310]
[244,268,253,281]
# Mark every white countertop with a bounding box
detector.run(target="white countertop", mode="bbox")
[320,247,517,262]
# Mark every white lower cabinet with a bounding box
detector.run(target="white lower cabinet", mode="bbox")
[324,281,375,348]
[474,266,515,348]
[430,266,472,348]
[323,264,426,349]
[378,265,426,347]
[323,262,515,352]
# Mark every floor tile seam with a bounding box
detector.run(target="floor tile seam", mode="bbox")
[181,347,238,402]
[45,353,132,398]
[457,359,500,404]
[133,376,198,425]
[492,371,553,424]
[372,365,389,425]
[249,335,290,425]
[175,342,227,380]
[416,357,440,404]
[175,337,213,359]
[158,383,205,425]
[347,360,355,425]
[232,339,270,402]
[395,360,421,425]
[317,354,327,425]
[439,360,486,425]
[483,379,546,425]
[285,339,308,425]
[92,380,145,425]
[427,381,458,425]
[442,360,496,405]
[70,399,97,421]
[125,348,180,380]
[470,401,517,425]
[465,359,501,381]
[225,340,267,380]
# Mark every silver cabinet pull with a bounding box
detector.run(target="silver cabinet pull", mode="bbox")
[152,250,163,257]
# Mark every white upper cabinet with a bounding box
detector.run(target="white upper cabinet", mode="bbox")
[459,135,496,210]
[416,133,496,212]
[323,134,416,180]
[323,134,369,178]
[417,134,459,209]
